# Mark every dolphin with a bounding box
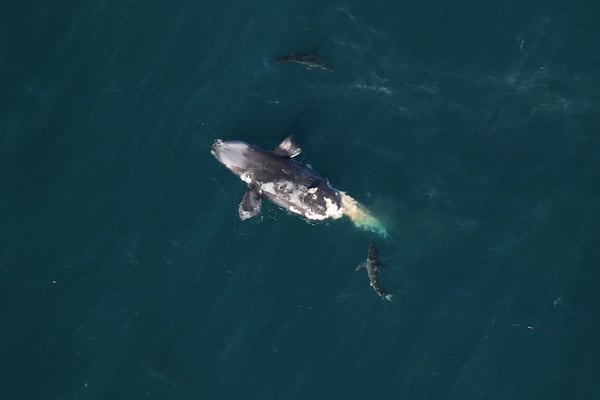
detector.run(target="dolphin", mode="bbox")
[274,51,333,72]
[211,136,387,236]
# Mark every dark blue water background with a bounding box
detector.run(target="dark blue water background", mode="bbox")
[1,1,599,399]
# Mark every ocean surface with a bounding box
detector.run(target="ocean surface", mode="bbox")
[2,1,599,399]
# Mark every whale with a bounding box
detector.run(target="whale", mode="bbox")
[211,136,387,236]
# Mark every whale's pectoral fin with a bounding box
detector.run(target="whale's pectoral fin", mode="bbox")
[239,186,262,220]
[273,135,302,158]
[355,262,367,271]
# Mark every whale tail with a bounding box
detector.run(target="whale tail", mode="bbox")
[340,193,388,237]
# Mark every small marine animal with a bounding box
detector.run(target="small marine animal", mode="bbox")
[356,243,393,301]
[274,50,333,72]
[211,136,387,236]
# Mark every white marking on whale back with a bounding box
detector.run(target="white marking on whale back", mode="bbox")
[259,179,343,221]
[323,197,344,219]
[240,172,252,184]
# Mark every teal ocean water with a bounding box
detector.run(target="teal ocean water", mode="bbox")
[2,1,599,399]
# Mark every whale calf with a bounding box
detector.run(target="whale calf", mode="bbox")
[211,136,387,236]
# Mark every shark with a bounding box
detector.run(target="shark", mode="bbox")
[356,243,394,301]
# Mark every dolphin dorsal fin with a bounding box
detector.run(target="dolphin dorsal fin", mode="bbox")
[274,135,302,158]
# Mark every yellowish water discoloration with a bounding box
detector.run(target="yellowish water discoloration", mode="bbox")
[341,193,388,237]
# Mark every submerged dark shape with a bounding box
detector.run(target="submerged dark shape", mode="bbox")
[274,50,334,72]
[356,243,393,301]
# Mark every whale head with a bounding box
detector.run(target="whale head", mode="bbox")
[211,139,257,181]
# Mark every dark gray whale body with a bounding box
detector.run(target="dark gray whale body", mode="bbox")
[211,136,344,221]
